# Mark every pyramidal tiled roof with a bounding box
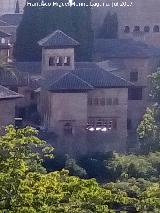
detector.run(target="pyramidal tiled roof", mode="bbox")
[0,31,11,38]
[42,65,133,91]
[49,72,93,91]
[0,85,23,100]
[38,30,79,47]
[0,20,10,27]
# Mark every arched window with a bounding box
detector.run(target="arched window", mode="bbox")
[64,122,73,135]
[56,56,63,66]
[133,26,140,32]
[49,57,55,66]
[144,26,150,32]
[64,56,71,66]
[153,25,159,32]
[124,26,130,33]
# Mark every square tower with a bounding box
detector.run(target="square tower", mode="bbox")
[38,30,79,76]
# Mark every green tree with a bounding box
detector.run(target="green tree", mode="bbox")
[106,179,160,213]
[0,125,134,212]
[98,12,118,39]
[138,70,160,153]
[15,0,20,14]
[105,152,160,181]
[0,126,160,212]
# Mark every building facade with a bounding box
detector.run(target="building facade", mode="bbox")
[92,0,160,47]
[37,30,132,156]
[0,0,26,15]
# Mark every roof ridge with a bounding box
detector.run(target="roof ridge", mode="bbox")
[38,29,79,47]
[49,72,70,87]
[50,71,93,89]
[69,72,94,88]
[0,30,11,36]
[101,68,134,86]
[0,84,23,99]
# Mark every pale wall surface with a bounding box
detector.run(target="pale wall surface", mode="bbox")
[0,99,15,127]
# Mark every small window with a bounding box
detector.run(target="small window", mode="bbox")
[64,56,70,66]
[100,98,105,106]
[93,98,99,105]
[144,26,150,32]
[153,25,159,32]
[128,87,143,100]
[56,56,63,66]
[113,98,119,105]
[106,98,112,105]
[88,98,92,105]
[127,119,132,130]
[130,71,138,82]
[134,26,140,32]
[30,91,35,100]
[64,122,72,135]
[97,120,103,126]
[124,26,130,33]
[49,57,55,66]
[112,119,117,129]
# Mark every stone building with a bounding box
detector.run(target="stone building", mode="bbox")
[0,14,23,45]
[94,38,160,145]
[92,0,160,47]
[0,0,26,15]
[0,85,22,128]
[37,30,132,156]
[0,31,12,62]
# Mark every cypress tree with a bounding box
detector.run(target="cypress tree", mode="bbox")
[15,0,93,62]
[15,0,20,13]
[98,12,118,39]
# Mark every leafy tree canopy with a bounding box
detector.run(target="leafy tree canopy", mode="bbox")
[0,126,160,212]
[138,70,160,153]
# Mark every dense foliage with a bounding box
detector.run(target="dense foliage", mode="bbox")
[138,70,160,153]
[15,0,93,62]
[0,126,159,212]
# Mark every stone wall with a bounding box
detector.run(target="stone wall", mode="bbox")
[0,99,16,128]
[87,88,128,153]
[0,0,25,15]
[92,0,160,46]
[42,92,88,156]
[41,88,128,156]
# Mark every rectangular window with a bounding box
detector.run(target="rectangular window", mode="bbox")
[100,98,105,106]
[88,97,92,105]
[128,87,143,100]
[127,119,132,130]
[113,98,119,105]
[112,119,117,129]
[130,71,138,82]
[87,117,117,130]
[93,98,99,105]
[106,98,112,105]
